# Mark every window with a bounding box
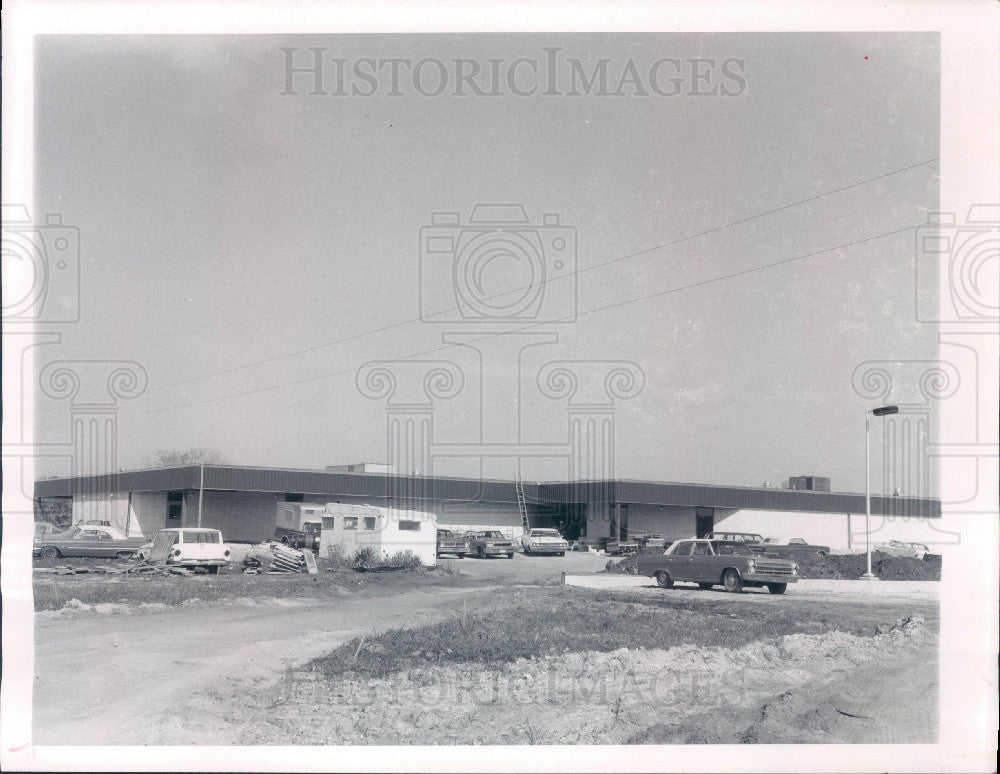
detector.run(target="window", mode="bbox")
[692,542,709,555]
[343,517,358,530]
[321,516,336,530]
[673,542,693,556]
[363,516,377,531]
[398,520,420,531]
[284,493,304,503]
[182,531,220,543]
[167,491,183,521]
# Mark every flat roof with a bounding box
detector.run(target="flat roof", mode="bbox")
[34,464,941,518]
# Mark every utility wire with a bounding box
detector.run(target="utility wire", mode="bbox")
[137,157,938,397]
[132,221,925,418]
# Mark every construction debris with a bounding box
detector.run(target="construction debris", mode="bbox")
[34,564,197,576]
[241,542,316,574]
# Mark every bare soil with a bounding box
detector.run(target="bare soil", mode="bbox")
[33,578,938,746]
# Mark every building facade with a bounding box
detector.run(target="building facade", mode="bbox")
[34,464,942,550]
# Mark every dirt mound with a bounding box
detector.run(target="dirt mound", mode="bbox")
[604,557,637,574]
[234,614,932,746]
[794,551,940,581]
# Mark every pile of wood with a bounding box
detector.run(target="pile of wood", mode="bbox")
[266,543,318,574]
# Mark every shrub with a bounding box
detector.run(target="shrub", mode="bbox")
[352,547,422,571]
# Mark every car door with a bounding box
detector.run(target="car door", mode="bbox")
[667,541,694,580]
[687,541,714,581]
[74,529,103,557]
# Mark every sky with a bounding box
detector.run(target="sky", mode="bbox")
[33,32,940,493]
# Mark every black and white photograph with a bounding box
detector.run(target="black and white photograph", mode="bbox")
[1,1,997,772]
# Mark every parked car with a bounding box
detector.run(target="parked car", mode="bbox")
[521,528,568,556]
[877,540,931,559]
[704,531,766,545]
[465,530,516,559]
[758,536,830,557]
[147,528,231,573]
[636,538,798,594]
[436,529,470,558]
[33,525,147,560]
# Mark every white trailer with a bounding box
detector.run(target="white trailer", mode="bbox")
[319,503,437,567]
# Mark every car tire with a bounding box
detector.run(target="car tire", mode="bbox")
[558,552,565,557]
[457,552,466,559]
[40,546,60,560]
[207,566,220,575]
[817,551,828,557]
[655,571,673,589]
[523,548,531,556]
[723,569,744,593]
[507,552,514,559]
[698,582,713,590]
[767,583,787,595]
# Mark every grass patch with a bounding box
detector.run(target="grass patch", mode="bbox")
[32,560,476,610]
[309,585,939,680]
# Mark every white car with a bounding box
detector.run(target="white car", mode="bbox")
[520,528,568,556]
[148,528,231,573]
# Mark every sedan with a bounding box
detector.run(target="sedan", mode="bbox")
[34,525,148,560]
[520,528,568,556]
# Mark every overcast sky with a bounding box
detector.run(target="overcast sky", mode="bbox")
[33,32,940,493]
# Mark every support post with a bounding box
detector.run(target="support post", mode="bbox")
[197,463,205,528]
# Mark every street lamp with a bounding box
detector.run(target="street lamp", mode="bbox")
[862,404,899,580]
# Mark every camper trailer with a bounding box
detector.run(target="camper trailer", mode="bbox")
[319,503,437,567]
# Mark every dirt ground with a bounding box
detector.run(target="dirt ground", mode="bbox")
[32,560,938,746]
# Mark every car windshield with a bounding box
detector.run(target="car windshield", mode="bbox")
[714,541,755,556]
[530,530,560,537]
[482,531,503,538]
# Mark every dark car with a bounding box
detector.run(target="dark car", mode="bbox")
[636,538,798,594]
[33,525,148,560]
[436,529,470,557]
[757,537,831,557]
[465,530,516,559]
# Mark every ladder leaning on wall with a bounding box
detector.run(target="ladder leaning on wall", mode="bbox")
[515,476,530,532]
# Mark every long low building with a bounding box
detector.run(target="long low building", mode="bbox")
[33,464,941,550]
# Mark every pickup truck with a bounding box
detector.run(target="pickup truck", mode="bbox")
[436,529,470,558]
[465,530,516,559]
[636,538,798,594]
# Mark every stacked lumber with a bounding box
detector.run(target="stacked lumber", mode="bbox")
[267,543,308,574]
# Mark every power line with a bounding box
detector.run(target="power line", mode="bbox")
[133,221,924,418]
[139,156,938,398]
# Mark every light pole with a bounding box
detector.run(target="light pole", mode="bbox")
[862,404,899,580]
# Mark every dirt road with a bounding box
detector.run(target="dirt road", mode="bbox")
[33,585,499,745]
